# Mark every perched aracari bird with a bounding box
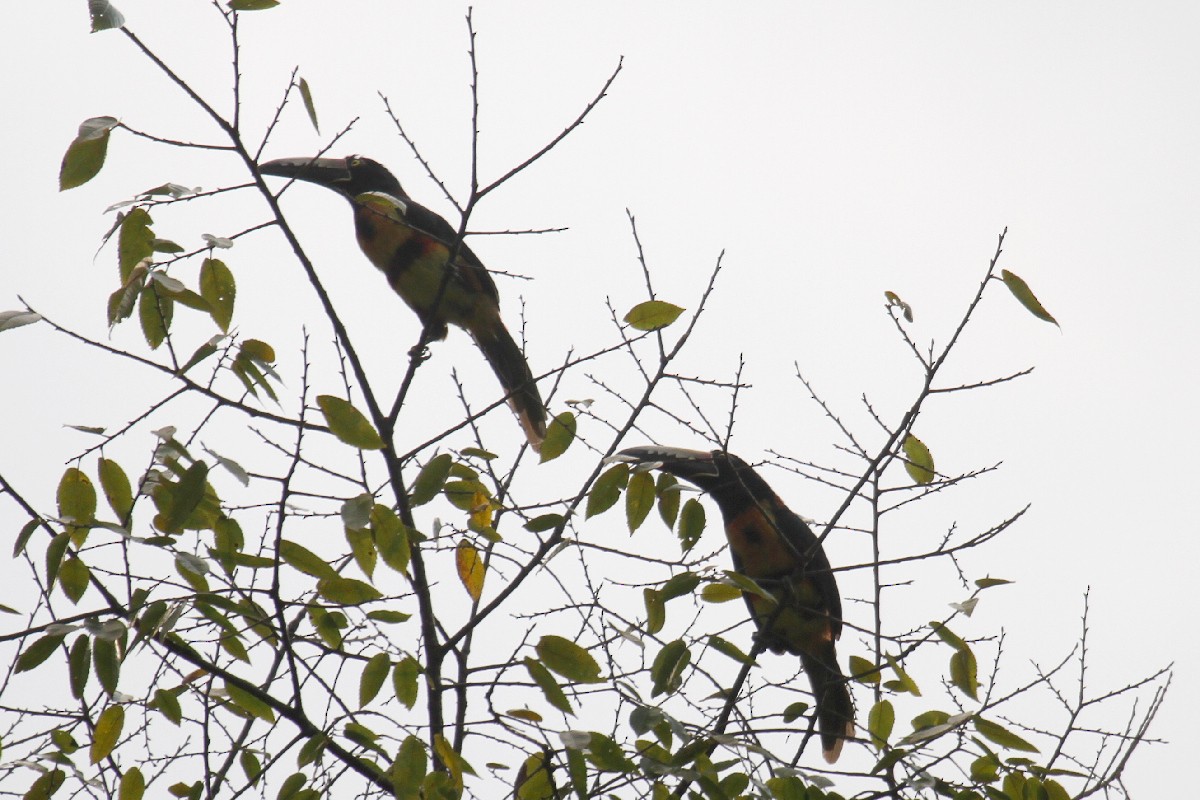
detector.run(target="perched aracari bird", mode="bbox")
[259,155,547,451]
[614,446,855,763]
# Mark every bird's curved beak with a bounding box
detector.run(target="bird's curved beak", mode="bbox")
[610,446,720,480]
[259,156,351,189]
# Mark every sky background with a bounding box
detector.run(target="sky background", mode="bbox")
[2,1,1196,795]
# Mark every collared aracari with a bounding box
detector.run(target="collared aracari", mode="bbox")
[615,446,854,763]
[259,155,547,451]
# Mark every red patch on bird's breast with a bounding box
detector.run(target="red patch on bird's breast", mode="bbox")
[724,506,802,579]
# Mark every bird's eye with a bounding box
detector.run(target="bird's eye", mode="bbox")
[349,157,361,168]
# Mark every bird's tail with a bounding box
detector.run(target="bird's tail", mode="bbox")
[799,646,855,763]
[471,318,547,452]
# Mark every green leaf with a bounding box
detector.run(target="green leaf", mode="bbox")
[974,716,1038,753]
[232,339,279,401]
[970,753,1000,783]
[624,300,685,331]
[159,462,210,535]
[868,699,894,749]
[515,752,556,800]
[279,540,338,580]
[910,709,951,731]
[138,286,172,349]
[848,654,882,685]
[411,453,453,506]
[393,656,421,709]
[392,735,428,796]
[536,635,603,683]
[69,635,91,698]
[15,633,65,673]
[566,749,588,799]
[359,652,390,707]
[950,647,979,700]
[308,605,343,650]
[523,657,573,715]
[443,478,487,511]
[108,266,145,327]
[317,395,384,450]
[229,0,279,9]
[60,116,119,189]
[316,577,382,605]
[240,750,262,786]
[975,577,1013,589]
[700,582,742,603]
[656,473,680,527]
[1044,779,1072,800]
[524,514,563,534]
[277,773,308,800]
[643,588,665,635]
[650,639,690,697]
[707,635,752,664]
[346,526,376,579]
[151,688,183,725]
[13,519,38,558]
[199,258,236,332]
[0,309,42,332]
[59,556,90,603]
[58,466,97,542]
[586,463,628,518]
[781,701,809,724]
[539,411,576,463]
[90,704,124,764]
[660,571,700,601]
[677,497,705,552]
[25,769,66,800]
[170,338,212,375]
[884,653,921,696]
[98,458,133,520]
[724,572,772,599]
[119,767,145,800]
[226,681,275,722]
[298,77,319,133]
[89,0,125,31]
[46,531,70,589]
[625,470,655,532]
[1001,269,1058,326]
[118,207,155,282]
[930,621,967,651]
[373,506,411,575]
[297,735,329,768]
[902,433,935,485]
[93,637,120,695]
[584,732,635,773]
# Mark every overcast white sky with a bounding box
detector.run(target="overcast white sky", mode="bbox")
[2,1,1197,795]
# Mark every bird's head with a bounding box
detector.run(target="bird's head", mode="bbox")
[259,155,404,201]
[612,446,775,512]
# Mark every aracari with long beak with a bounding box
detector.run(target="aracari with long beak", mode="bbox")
[615,445,854,763]
[260,155,546,451]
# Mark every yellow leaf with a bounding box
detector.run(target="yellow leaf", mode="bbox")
[539,412,576,463]
[456,539,485,602]
[316,395,384,450]
[902,433,935,485]
[90,704,124,764]
[624,300,685,331]
[60,116,118,190]
[469,490,495,533]
[1001,269,1058,326]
